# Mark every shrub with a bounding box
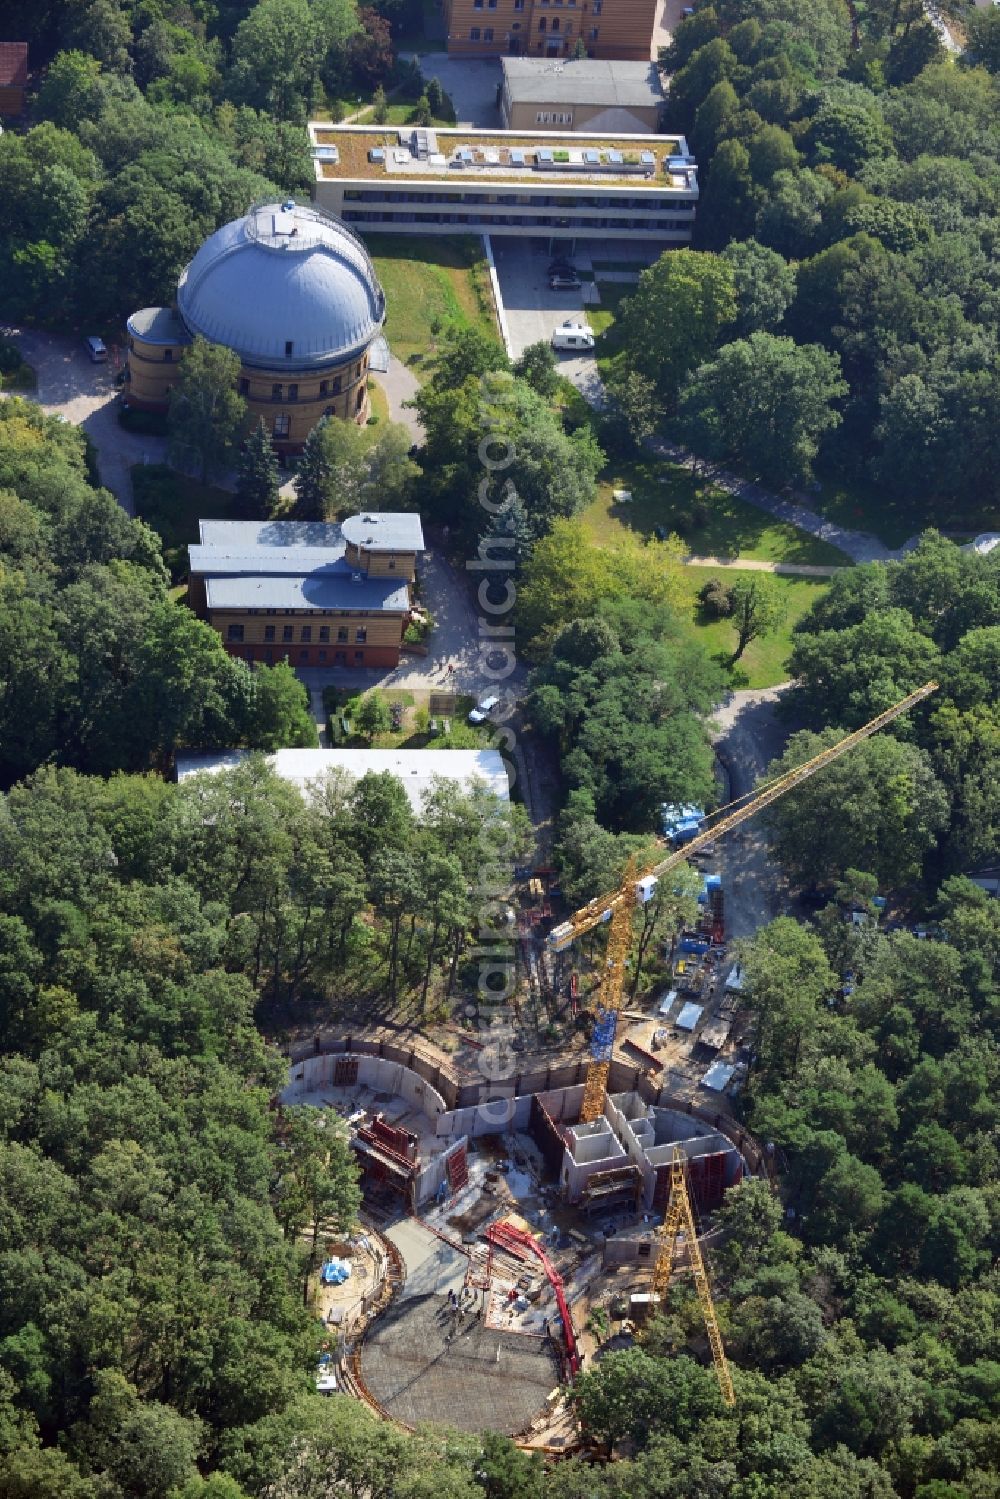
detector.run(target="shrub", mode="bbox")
[0,338,23,374]
[699,577,735,618]
[119,406,169,436]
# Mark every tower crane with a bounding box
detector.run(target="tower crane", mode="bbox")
[545,681,937,1405]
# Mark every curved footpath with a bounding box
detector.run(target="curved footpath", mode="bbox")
[646,434,905,566]
[6,326,916,566]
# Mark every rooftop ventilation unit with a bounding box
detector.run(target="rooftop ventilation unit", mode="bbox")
[369,146,385,163]
[509,148,526,166]
[584,148,600,165]
[640,150,655,166]
[607,149,623,165]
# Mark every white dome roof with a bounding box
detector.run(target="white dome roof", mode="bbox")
[176,201,385,371]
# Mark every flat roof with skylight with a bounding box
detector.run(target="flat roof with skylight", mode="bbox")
[308,123,697,193]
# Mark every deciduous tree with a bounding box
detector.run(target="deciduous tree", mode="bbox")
[167,338,246,484]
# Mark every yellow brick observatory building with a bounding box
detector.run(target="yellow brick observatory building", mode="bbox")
[124,201,387,452]
[188,512,425,670]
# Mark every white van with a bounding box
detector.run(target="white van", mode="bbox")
[551,321,595,352]
[84,335,108,363]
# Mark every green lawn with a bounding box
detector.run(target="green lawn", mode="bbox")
[352,103,455,126]
[680,566,830,689]
[581,459,850,567]
[588,282,631,339]
[809,473,999,551]
[367,378,390,424]
[323,686,489,748]
[132,465,253,582]
[363,234,499,374]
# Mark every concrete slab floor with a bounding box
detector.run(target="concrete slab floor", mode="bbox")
[386,1218,469,1299]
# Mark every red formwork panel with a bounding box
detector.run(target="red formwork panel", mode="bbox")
[370,1115,418,1162]
[652,1162,672,1209]
[334,1056,359,1087]
[688,1151,729,1213]
[445,1141,469,1193]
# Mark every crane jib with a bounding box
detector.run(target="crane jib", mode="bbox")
[545,680,937,954]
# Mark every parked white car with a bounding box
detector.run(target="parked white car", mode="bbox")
[468,694,499,724]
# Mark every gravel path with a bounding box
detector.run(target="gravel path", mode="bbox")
[379,355,423,440]
[683,553,844,576]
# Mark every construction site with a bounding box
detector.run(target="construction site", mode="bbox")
[285,1031,763,1440]
[289,684,937,1444]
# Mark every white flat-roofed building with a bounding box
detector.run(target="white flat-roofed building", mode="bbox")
[309,124,697,244]
[176,748,511,813]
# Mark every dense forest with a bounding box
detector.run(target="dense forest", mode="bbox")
[594,0,1000,516]
[0,0,405,328]
[1,0,999,1492]
[0,399,317,787]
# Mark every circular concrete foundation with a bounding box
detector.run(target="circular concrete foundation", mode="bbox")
[361,1291,560,1435]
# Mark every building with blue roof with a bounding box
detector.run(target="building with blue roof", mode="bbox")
[124,201,387,453]
[188,512,424,669]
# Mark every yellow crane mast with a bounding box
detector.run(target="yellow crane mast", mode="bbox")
[654,1146,736,1405]
[545,681,938,1406]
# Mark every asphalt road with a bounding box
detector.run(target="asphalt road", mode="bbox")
[2,326,165,513]
[491,240,607,405]
[708,686,796,940]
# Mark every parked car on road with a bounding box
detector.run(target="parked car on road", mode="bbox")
[468,694,499,724]
[550,274,582,290]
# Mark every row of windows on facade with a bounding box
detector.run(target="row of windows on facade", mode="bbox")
[472,0,602,10]
[467,16,595,28]
[343,190,691,209]
[227,623,371,644]
[127,339,365,395]
[245,361,365,401]
[239,647,369,663]
[271,386,365,435]
[343,211,691,229]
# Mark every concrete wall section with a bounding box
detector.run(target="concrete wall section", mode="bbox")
[285,1052,450,1118]
[433,1091,534,1140]
[414,1136,470,1204]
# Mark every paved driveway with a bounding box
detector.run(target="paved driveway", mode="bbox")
[402,54,502,127]
[491,240,606,405]
[2,326,165,512]
[297,546,528,701]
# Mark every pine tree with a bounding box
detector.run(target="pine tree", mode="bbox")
[293,417,332,520]
[237,418,281,515]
